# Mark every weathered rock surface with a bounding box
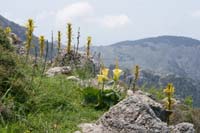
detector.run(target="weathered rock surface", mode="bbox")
[45,66,71,77]
[77,91,195,133]
[66,76,80,82]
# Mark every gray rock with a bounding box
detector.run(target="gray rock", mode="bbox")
[66,76,80,82]
[78,91,195,133]
[170,123,195,133]
[45,66,71,77]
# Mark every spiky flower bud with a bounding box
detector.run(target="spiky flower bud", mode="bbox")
[134,65,139,80]
[57,31,61,52]
[39,36,45,57]
[25,19,35,55]
[86,36,92,58]
[67,23,72,53]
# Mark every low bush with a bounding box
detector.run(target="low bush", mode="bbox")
[82,86,122,110]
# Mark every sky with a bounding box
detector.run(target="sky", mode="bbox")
[1,0,200,46]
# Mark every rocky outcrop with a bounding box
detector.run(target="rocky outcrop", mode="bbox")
[45,66,71,77]
[77,91,195,133]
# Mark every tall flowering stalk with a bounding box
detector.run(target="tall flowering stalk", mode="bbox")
[163,83,175,126]
[86,36,92,58]
[112,58,123,90]
[97,66,109,107]
[39,36,45,57]
[132,65,140,91]
[67,23,72,54]
[25,19,35,61]
[50,31,54,64]
[76,27,80,56]
[57,31,61,54]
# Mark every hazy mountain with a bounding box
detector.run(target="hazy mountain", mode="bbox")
[92,36,200,81]
[0,14,38,43]
[0,14,58,58]
[92,36,200,107]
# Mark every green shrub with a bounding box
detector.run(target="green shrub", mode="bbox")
[82,87,122,110]
[184,96,193,108]
[82,86,99,105]
[143,87,165,101]
[0,27,12,50]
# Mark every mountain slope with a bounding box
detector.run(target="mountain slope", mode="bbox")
[92,36,200,80]
[0,14,59,58]
[0,14,28,41]
[92,36,200,107]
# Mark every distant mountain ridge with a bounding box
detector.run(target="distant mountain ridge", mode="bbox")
[92,35,200,80]
[92,36,200,107]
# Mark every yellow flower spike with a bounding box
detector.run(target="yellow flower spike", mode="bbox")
[86,36,92,58]
[134,65,140,80]
[97,75,104,83]
[115,58,119,69]
[163,83,175,95]
[113,68,123,81]
[112,58,122,81]
[97,74,108,84]
[25,19,35,55]
[67,23,72,53]
[57,31,61,51]
[97,67,109,84]
[102,68,109,77]
[39,36,45,57]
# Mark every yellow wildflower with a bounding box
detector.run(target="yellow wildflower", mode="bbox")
[102,68,109,77]
[5,27,11,35]
[97,74,108,83]
[39,36,45,57]
[67,23,72,53]
[86,36,92,58]
[163,83,175,95]
[134,65,140,80]
[113,58,122,81]
[57,31,61,50]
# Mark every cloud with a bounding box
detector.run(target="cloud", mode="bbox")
[86,14,131,28]
[55,1,93,26]
[100,15,131,28]
[35,11,55,21]
[34,1,130,30]
[191,10,200,17]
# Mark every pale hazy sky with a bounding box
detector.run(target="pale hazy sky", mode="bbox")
[1,0,200,46]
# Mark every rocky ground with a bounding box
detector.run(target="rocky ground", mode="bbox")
[76,91,195,133]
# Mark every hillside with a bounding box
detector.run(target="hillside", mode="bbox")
[92,36,200,80]
[92,36,200,107]
[1,16,200,132]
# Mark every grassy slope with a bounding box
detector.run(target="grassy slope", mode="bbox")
[0,74,104,132]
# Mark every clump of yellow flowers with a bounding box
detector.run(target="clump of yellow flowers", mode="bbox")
[86,36,92,58]
[163,83,175,126]
[97,58,123,89]
[39,36,45,57]
[67,23,72,54]
[25,19,35,56]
